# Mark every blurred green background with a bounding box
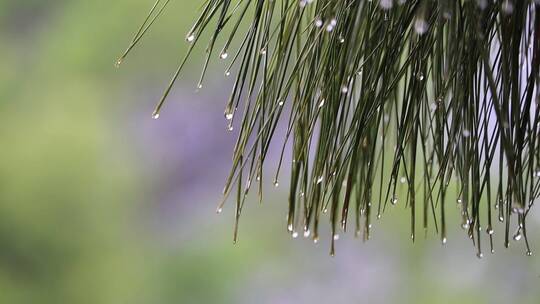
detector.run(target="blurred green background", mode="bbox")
[0,1,539,303]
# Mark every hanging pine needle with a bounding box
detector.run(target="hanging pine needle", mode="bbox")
[118,0,540,257]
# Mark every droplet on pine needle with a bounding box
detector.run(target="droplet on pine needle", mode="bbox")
[303,229,310,238]
[526,251,533,256]
[379,0,393,10]
[186,33,195,42]
[115,58,123,68]
[414,19,428,35]
[292,231,299,238]
[476,0,488,10]
[513,230,522,241]
[442,237,447,245]
[399,177,406,184]
[318,99,325,108]
[391,196,398,205]
[216,207,223,214]
[278,100,284,106]
[287,223,293,232]
[152,112,160,120]
[314,18,323,28]
[273,180,279,187]
[341,85,349,94]
[225,112,234,120]
[499,216,504,222]
[333,234,340,241]
[462,129,471,137]
[486,226,494,235]
[501,1,514,14]
[220,52,228,59]
[477,252,484,259]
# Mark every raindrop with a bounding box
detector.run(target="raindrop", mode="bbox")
[216,207,223,214]
[274,181,280,187]
[292,232,299,238]
[526,251,533,256]
[513,230,522,241]
[287,224,293,232]
[498,216,504,222]
[278,100,284,106]
[303,230,311,237]
[391,196,398,205]
[318,99,325,108]
[442,237,447,245]
[501,1,514,14]
[476,252,484,259]
[414,19,428,35]
[379,0,393,9]
[400,176,407,184]
[463,129,471,137]
[341,85,349,94]
[220,52,228,59]
[333,234,340,241]
[316,176,324,184]
[486,226,494,235]
[152,113,160,120]
[186,33,196,42]
[314,18,323,28]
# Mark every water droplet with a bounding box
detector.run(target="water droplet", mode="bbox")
[416,73,425,81]
[486,226,494,235]
[316,176,324,184]
[526,250,533,256]
[259,48,266,55]
[414,19,428,35]
[391,196,398,205]
[274,181,279,187]
[220,52,228,59]
[339,36,345,43]
[278,100,284,106]
[303,229,311,237]
[313,236,319,244]
[477,252,484,259]
[400,176,407,184]
[379,0,393,9]
[318,99,325,108]
[442,237,447,245]
[216,207,223,214]
[461,219,470,230]
[227,125,234,132]
[323,208,328,213]
[292,231,299,238]
[225,71,231,76]
[115,58,123,68]
[333,234,340,240]
[513,230,522,241]
[463,129,471,137]
[152,113,160,120]
[287,224,293,232]
[314,18,323,28]
[457,198,462,204]
[502,1,514,14]
[186,33,196,42]
[225,112,234,120]
[377,214,381,219]
[341,85,349,94]
[499,216,504,222]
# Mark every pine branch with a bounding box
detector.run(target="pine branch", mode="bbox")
[118,0,540,257]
